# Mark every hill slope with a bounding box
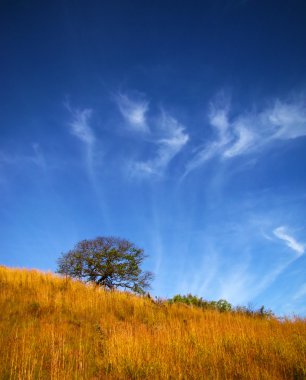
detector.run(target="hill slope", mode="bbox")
[0,266,306,379]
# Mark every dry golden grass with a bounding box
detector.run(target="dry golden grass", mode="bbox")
[0,266,306,379]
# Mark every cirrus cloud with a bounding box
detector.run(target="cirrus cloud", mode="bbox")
[273,226,305,256]
[115,92,149,133]
[186,96,306,174]
[131,111,189,177]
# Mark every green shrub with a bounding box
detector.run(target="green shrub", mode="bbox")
[168,294,232,312]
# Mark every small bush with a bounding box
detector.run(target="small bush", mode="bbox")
[168,294,232,312]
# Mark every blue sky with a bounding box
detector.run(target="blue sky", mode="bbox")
[1,0,306,315]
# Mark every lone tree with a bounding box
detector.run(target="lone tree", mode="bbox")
[56,236,153,293]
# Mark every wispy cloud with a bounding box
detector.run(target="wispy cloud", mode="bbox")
[0,144,47,187]
[65,103,113,230]
[68,108,95,146]
[66,104,97,182]
[131,111,189,177]
[273,226,305,256]
[263,99,306,140]
[186,96,306,173]
[219,263,253,305]
[223,121,256,158]
[217,249,300,306]
[293,283,306,300]
[0,144,46,170]
[115,93,149,133]
[181,216,306,307]
[31,143,46,170]
[185,106,231,173]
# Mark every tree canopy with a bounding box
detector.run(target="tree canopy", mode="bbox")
[57,236,153,293]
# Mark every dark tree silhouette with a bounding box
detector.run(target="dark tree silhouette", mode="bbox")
[57,236,153,293]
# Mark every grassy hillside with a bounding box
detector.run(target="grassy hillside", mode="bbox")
[0,266,306,379]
